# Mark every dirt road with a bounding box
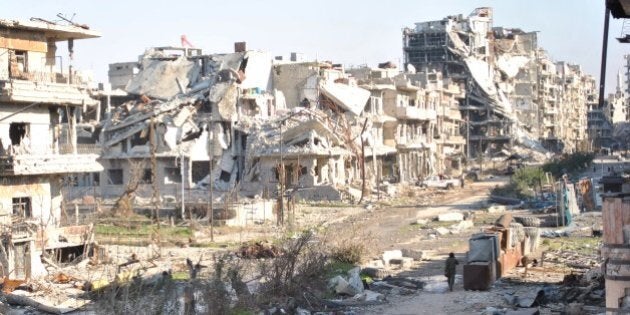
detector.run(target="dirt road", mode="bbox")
[330,177,507,256]
[320,177,510,314]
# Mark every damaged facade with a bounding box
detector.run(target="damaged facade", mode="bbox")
[98,42,471,212]
[605,55,630,151]
[403,7,596,155]
[0,18,102,279]
[99,47,274,212]
[348,66,466,183]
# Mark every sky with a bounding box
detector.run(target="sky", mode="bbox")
[2,0,628,94]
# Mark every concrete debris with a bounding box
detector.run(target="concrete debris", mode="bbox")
[452,219,474,231]
[319,81,370,116]
[382,250,403,266]
[438,212,464,222]
[401,248,433,261]
[328,267,364,296]
[125,49,200,100]
[346,267,364,295]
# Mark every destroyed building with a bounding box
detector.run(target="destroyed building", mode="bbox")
[349,66,466,182]
[403,7,596,155]
[246,60,371,200]
[606,56,630,151]
[0,18,102,279]
[99,47,275,209]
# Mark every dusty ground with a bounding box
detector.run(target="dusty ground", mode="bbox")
[312,176,603,314]
[3,174,604,314]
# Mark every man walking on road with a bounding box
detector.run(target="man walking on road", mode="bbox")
[445,252,459,292]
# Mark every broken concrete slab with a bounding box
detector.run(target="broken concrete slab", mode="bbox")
[382,250,403,265]
[347,267,364,295]
[328,275,357,296]
[126,54,199,100]
[319,81,370,116]
[438,212,464,222]
[401,248,433,261]
[452,219,474,231]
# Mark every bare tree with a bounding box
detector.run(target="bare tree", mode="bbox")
[112,160,144,216]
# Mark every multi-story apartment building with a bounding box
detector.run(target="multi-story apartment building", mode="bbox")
[0,18,102,279]
[403,7,597,155]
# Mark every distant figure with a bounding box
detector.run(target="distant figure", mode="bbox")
[444,252,459,292]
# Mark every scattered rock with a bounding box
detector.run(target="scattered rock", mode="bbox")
[435,227,450,236]
[329,275,358,296]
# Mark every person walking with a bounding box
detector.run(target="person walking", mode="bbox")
[444,252,459,292]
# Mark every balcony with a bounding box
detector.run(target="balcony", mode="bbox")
[437,134,466,145]
[0,78,98,107]
[0,144,102,176]
[395,106,437,121]
[396,135,433,149]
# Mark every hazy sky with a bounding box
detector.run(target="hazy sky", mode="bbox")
[2,0,628,94]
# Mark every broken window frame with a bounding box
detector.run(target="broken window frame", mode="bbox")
[107,169,124,185]
[12,197,32,218]
[140,169,153,184]
[164,167,182,184]
[9,122,29,146]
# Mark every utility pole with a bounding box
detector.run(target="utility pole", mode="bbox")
[358,118,369,204]
[180,152,185,221]
[598,6,611,110]
[279,122,284,226]
[150,116,160,228]
[207,120,214,242]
